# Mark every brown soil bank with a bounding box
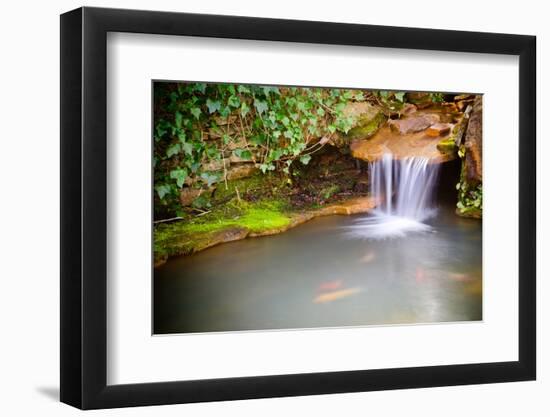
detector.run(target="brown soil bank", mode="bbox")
[154,196,377,267]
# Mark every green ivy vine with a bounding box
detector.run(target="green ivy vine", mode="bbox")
[153,83,367,212]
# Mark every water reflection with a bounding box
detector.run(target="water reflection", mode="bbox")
[154,203,482,334]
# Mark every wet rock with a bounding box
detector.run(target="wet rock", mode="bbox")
[189,227,251,255]
[426,123,452,137]
[213,227,250,244]
[388,114,439,135]
[454,94,475,101]
[464,96,482,184]
[441,102,459,113]
[350,109,458,164]
[203,160,225,171]
[333,102,386,144]
[342,101,381,120]
[406,92,432,109]
[401,103,417,115]
[226,164,259,181]
[450,105,472,146]
[317,197,378,216]
[457,99,475,112]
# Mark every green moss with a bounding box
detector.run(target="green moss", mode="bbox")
[185,202,290,234]
[346,111,386,140]
[212,173,266,201]
[437,137,457,154]
[456,205,482,219]
[154,198,292,264]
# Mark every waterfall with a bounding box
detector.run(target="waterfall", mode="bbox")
[349,153,440,239]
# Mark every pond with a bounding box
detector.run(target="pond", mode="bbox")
[154,199,482,334]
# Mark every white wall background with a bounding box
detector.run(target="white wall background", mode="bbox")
[0,0,545,415]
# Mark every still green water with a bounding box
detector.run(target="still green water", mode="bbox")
[154,203,482,334]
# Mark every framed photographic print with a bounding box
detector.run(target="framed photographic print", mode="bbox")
[60,6,536,409]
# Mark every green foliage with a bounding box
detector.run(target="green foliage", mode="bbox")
[374,91,407,112]
[456,181,482,212]
[320,184,340,200]
[456,152,482,216]
[429,92,445,103]
[154,82,364,212]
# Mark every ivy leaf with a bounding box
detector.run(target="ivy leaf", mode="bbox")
[233,149,252,160]
[156,119,170,137]
[192,194,211,209]
[155,184,171,200]
[169,168,188,188]
[200,172,219,187]
[228,95,240,108]
[166,143,181,158]
[299,154,311,165]
[193,83,207,93]
[219,106,231,118]
[190,107,202,120]
[175,111,183,128]
[269,149,283,161]
[240,102,250,117]
[394,92,405,102]
[250,133,266,145]
[237,85,251,94]
[206,99,221,114]
[182,142,193,156]
[262,86,280,96]
[254,99,268,115]
[259,163,275,173]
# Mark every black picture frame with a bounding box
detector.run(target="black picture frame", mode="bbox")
[60,6,536,410]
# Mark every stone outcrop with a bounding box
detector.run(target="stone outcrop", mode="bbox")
[388,114,439,135]
[349,108,463,164]
[426,123,452,137]
[464,96,482,184]
[331,102,386,145]
[226,164,258,181]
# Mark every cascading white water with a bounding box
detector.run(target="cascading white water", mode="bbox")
[349,153,441,239]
